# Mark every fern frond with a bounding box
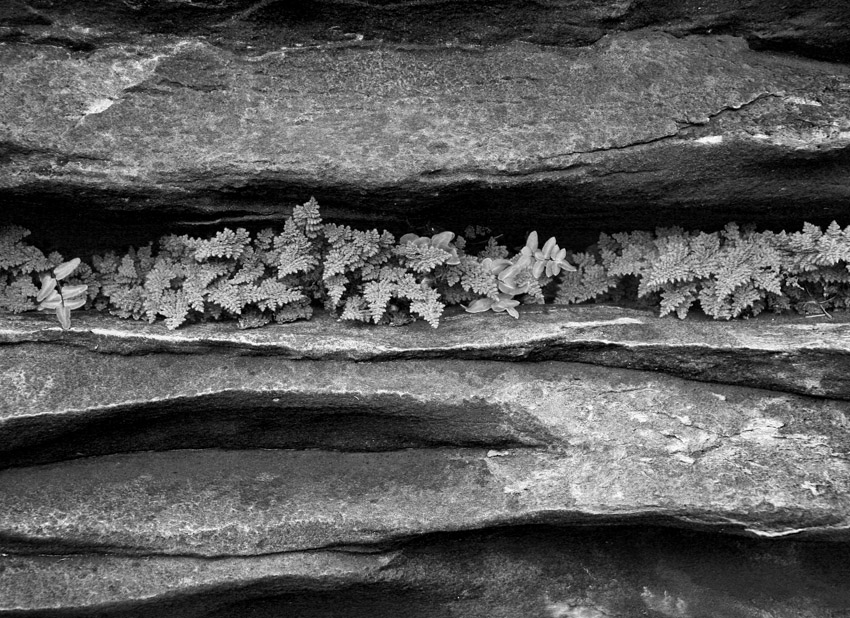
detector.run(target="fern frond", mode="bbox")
[555,252,617,304]
[363,279,395,323]
[658,282,699,319]
[238,307,272,330]
[340,295,371,322]
[275,300,313,323]
[292,197,323,239]
[159,290,191,330]
[190,228,251,261]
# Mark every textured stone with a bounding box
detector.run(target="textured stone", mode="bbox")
[1,30,849,250]
[2,305,849,399]
[3,527,850,617]
[2,343,850,544]
[3,2,850,613]
[3,0,849,60]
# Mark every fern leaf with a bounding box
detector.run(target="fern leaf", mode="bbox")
[340,295,371,322]
[556,252,616,304]
[409,288,444,328]
[238,307,272,330]
[363,279,395,323]
[275,300,313,323]
[658,282,699,319]
[194,228,251,261]
[292,197,323,239]
[159,290,191,330]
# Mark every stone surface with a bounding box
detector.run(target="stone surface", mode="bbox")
[3,305,849,399]
[1,29,849,251]
[3,2,850,613]
[3,527,850,617]
[3,0,849,60]
[3,341,850,542]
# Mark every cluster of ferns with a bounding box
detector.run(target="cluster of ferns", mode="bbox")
[1,198,849,330]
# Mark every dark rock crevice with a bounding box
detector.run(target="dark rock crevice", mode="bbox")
[4,0,850,62]
[3,2,850,614]
[0,389,552,469]
[3,29,848,251]
[4,525,850,617]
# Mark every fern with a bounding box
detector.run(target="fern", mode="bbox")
[6,199,850,329]
[292,196,323,239]
[79,199,326,329]
[276,300,313,323]
[556,251,617,304]
[188,228,251,261]
[556,221,850,320]
[0,226,57,313]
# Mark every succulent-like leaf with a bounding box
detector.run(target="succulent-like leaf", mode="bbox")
[54,258,81,281]
[465,298,494,313]
[36,274,57,301]
[55,305,72,330]
[63,296,87,311]
[60,284,88,299]
[38,290,63,309]
[431,231,454,249]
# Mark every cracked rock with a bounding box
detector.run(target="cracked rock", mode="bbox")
[2,336,850,547]
[1,30,849,250]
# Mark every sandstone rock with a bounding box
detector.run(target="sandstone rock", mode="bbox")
[3,0,849,60]
[2,341,849,542]
[3,527,850,617]
[1,30,849,250]
[2,305,849,399]
[3,2,850,613]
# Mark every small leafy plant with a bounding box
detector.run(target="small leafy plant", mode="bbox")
[36,258,88,329]
[557,221,850,319]
[2,200,849,329]
[0,226,86,329]
[72,199,567,329]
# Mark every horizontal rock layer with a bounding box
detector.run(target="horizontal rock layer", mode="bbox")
[3,311,850,612]
[4,3,850,611]
[2,328,850,542]
[4,0,849,60]
[4,527,850,617]
[2,29,849,251]
[3,306,849,399]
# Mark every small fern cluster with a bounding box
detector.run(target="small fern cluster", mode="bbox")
[0,226,59,314]
[557,221,850,319]
[27,198,558,329]
[0,226,88,329]
[3,202,850,329]
[86,201,321,329]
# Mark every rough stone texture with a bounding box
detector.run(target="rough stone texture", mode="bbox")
[1,27,849,251]
[3,338,850,542]
[3,305,849,399]
[4,2,850,614]
[3,527,850,617]
[3,0,849,60]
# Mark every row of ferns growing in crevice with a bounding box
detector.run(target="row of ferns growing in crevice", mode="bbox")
[1,198,849,330]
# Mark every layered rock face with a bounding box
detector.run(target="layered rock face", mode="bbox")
[2,0,850,251]
[3,309,850,616]
[2,2,850,616]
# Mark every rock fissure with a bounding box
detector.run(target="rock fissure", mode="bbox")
[4,3,850,613]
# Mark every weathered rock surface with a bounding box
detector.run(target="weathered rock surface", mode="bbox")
[3,305,849,399]
[3,332,850,541]
[3,0,849,60]
[2,28,849,250]
[4,2,850,614]
[3,527,850,618]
